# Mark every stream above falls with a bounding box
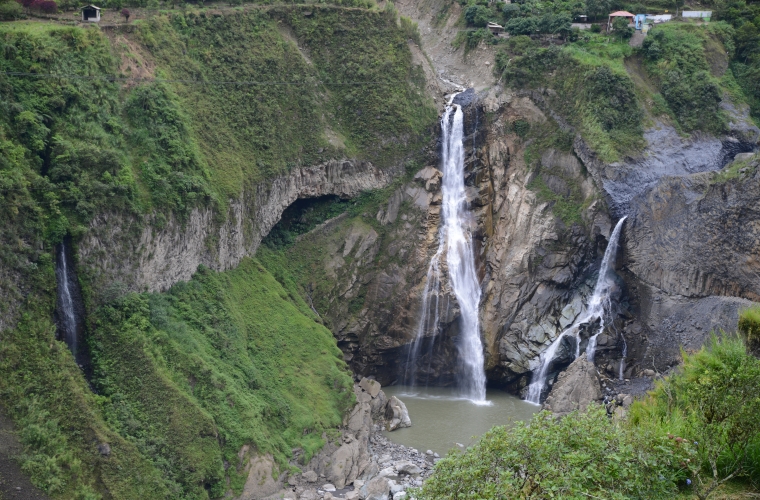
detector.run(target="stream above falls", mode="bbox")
[382,386,538,456]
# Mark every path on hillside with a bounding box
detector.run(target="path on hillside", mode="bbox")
[630,31,646,47]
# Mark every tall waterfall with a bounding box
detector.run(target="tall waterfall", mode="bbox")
[404,100,488,403]
[525,216,627,404]
[55,241,81,361]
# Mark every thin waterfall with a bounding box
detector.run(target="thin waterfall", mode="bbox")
[405,98,488,403]
[525,216,627,404]
[56,241,79,358]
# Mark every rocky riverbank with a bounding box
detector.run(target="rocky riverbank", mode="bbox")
[258,379,436,500]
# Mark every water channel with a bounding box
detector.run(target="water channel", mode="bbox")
[382,386,539,456]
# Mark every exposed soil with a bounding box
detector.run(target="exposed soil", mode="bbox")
[0,408,49,500]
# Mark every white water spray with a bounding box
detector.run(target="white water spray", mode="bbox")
[405,98,488,404]
[56,243,78,357]
[525,216,627,404]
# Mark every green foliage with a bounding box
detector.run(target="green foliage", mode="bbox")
[0,0,22,20]
[464,4,492,27]
[263,195,351,249]
[419,334,760,500]
[135,7,434,197]
[641,25,726,133]
[738,304,760,356]
[612,16,634,40]
[90,259,354,497]
[0,290,170,499]
[453,27,494,52]
[629,334,760,498]
[0,9,431,498]
[417,405,691,499]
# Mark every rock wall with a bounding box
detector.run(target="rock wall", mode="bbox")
[79,159,400,294]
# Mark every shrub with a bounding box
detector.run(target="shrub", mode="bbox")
[39,0,55,12]
[738,304,760,356]
[417,405,691,499]
[464,4,491,27]
[0,0,23,18]
[612,16,633,40]
[629,334,760,498]
[590,23,601,33]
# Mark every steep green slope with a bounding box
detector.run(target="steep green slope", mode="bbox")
[0,7,432,499]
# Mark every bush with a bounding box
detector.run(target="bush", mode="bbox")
[417,405,691,499]
[590,23,601,33]
[464,4,491,27]
[629,334,760,498]
[419,334,760,500]
[0,0,23,19]
[738,304,760,356]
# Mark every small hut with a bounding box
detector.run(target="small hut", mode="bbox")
[487,22,505,35]
[80,5,100,22]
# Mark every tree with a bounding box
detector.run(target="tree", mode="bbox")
[585,0,610,21]
[612,16,633,39]
[121,7,129,21]
[39,0,56,13]
[464,4,492,27]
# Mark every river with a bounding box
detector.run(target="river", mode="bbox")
[382,386,538,456]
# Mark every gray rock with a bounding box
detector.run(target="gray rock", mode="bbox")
[303,471,318,483]
[97,443,111,456]
[322,483,336,492]
[393,492,407,500]
[299,489,319,500]
[345,492,360,500]
[395,461,422,476]
[362,477,390,500]
[385,396,411,431]
[542,357,602,417]
[359,378,382,398]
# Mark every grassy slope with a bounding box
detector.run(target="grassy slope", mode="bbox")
[0,7,433,499]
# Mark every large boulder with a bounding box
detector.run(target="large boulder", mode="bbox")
[542,357,602,417]
[384,396,411,431]
[361,476,390,500]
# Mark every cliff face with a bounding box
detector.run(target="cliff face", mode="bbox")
[80,160,400,294]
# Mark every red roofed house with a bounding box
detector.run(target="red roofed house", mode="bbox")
[607,11,634,32]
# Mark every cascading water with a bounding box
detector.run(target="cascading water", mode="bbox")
[525,216,627,404]
[404,98,488,403]
[55,240,87,367]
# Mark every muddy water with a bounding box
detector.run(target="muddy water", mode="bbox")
[382,386,539,456]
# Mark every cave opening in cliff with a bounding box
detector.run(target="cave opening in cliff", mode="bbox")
[262,195,352,249]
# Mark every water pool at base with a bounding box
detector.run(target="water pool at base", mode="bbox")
[381,386,539,456]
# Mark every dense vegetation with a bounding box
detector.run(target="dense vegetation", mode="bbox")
[417,334,760,499]
[0,8,433,498]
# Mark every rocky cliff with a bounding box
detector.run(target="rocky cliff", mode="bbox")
[79,160,400,294]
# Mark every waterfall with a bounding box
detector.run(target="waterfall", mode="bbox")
[55,241,81,361]
[525,216,627,404]
[404,99,488,403]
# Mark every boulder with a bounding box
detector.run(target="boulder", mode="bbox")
[385,396,411,431]
[302,471,318,483]
[542,357,602,417]
[393,493,407,500]
[345,492,360,500]
[299,489,319,500]
[395,461,421,476]
[359,377,382,398]
[239,453,282,499]
[361,476,390,500]
[370,390,388,419]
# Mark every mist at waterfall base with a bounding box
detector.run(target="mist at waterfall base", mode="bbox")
[383,386,538,456]
[403,100,488,404]
[525,216,628,405]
